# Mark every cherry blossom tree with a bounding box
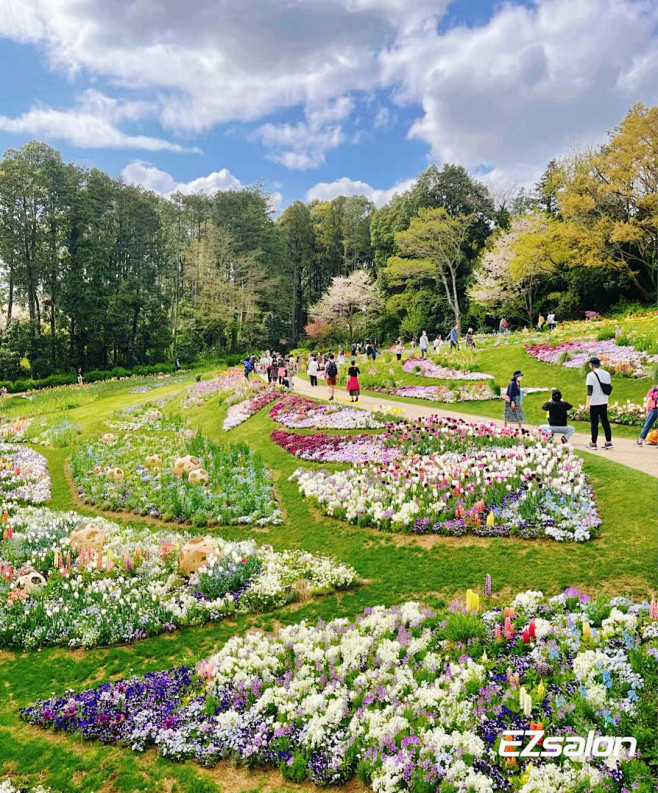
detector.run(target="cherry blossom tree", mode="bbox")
[309,270,382,342]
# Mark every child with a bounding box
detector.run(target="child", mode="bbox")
[637,384,658,446]
[347,360,361,402]
[539,389,574,443]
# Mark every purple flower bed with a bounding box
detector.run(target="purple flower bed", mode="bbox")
[271,429,402,463]
[525,339,656,377]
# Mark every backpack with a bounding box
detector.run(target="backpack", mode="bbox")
[592,370,613,396]
[326,361,338,378]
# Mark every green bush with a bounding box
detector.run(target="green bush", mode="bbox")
[615,334,631,346]
[596,328,615,341]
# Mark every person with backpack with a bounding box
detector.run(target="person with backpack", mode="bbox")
[539,389,574,443]
[636,384,658,446]
[243,357,254,380]
[325,354,338,400]
[586,356,613,450]
[503,370,525,428]
[347,360,361,402]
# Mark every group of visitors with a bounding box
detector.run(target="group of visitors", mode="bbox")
[537,312,557,332]
[503,357,614,449]
[400,326,475,359]
[306,350,361,401]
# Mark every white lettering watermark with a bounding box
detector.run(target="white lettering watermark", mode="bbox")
[499,730,637,759]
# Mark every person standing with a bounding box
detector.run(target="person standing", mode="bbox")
[337,348,345,368]
[419,331,429,359]
[636,384,658,446]
[503,370,525,428]
[465,328,475,349]
[287,356,297,389]
[546,312,556,331]
[449,325,459,349]
[395,339,403,361]
[308,356,319,387]
[586,356,613,450]
[539,389,574,443]
[175,359,181,372]
[277,357,286,385]
[537,314,545,332]
[347,360,361,402]
[372,343,379,361]
[410,336,417,351]
[325,354,338,401]
[365,341,372,359]
[77,368,84,386]
[433,334,442,353]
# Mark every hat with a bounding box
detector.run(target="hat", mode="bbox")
[589,356,601,366]
[552,389,562,400]
[513,370,523,378]
[468,328,473,333]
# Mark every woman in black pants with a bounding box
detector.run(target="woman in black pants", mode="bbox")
[585,357,613,450]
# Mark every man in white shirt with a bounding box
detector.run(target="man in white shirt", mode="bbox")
[419,331,429,358]
[586,356,613,450]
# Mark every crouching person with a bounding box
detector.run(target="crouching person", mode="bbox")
[539,389,575,444]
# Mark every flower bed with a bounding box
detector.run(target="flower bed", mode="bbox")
[182,368,263,409]
[0,418,32,441]
[292,416,599,541]
[525,340,657,377]
[70,430,279,526]
[375,382,497,402]
[0,505,358,649]
[569,401,645,427]
[106,396,182,432]
[22,589,658,792]
[223,388,282,431]
[0,445,50,504]
[402,357,494,380]
[270,394,386,430]
[271,429,402,464]
[0,783,54,793]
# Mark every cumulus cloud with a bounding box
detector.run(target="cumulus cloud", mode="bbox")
[306,175,415,207]
[121,161,244,195]
[0,90,191,152]
[254,97,354,169]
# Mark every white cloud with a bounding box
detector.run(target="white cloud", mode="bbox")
[254,97,354,169]
[374,106,392,128]
[0,89,190,151]
[121,161,244,195]
[306,175,415,207]
[383,0,658,180]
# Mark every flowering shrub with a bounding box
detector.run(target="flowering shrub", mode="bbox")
[402,357,494,380]
[292,416,599,541]
[22,589,658,792]
[0,418,32,440]
[0,505,359,649]
[569,401,646,427]
[223,388,282,431]
[70,430,279,526]
[271,430,402,464]
[0,444,50,504]
[270,394,386,429]
[525,340,657,377]
[374,382,497,402]
[182,368,263,409]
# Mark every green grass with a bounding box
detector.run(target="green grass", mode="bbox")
[0,355,657,792]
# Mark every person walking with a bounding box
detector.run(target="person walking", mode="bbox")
[347,360,361,402]
[277,357,286,385]
[395,339,403,361]
[77,367,84,386]
[433,334,442,353]
[546,312,556,331]
[287,356,297,389]
[465,328,475,349]
[636,383,658,446]
[175,359,181,372]
[539,389,574,443]
[372,342,379,361]
[586,356,613,450]
[503,370,525,428]
[325,353,338,401]
[243,357,254,380]
[337,348,345,368]
[308,356,319,387]
[537,314,545,332]
[449,325,459,349]
[419,331,429,359]
[410,336,417,351]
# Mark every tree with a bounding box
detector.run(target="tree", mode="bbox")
[387,208,475,330]
[555,104,658,302]
[278,201,316,344]
[469,215,562,326]
[309,270,382,342]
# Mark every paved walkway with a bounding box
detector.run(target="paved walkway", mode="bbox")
[285,376,658,479]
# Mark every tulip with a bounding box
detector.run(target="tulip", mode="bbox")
[582,621,592,638]
[650,598,658,620]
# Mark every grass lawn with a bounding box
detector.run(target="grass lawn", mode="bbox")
[0,354,657,792]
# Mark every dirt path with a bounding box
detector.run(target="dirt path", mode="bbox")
[286,375,658,479]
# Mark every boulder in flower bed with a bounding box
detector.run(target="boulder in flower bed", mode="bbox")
[21,588,658,792]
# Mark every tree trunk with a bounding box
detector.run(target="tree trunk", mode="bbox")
[6,270,13,329]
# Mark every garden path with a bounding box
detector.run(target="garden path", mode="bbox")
[285,375,658,479]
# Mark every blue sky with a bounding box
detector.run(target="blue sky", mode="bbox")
[0,0,655,210]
